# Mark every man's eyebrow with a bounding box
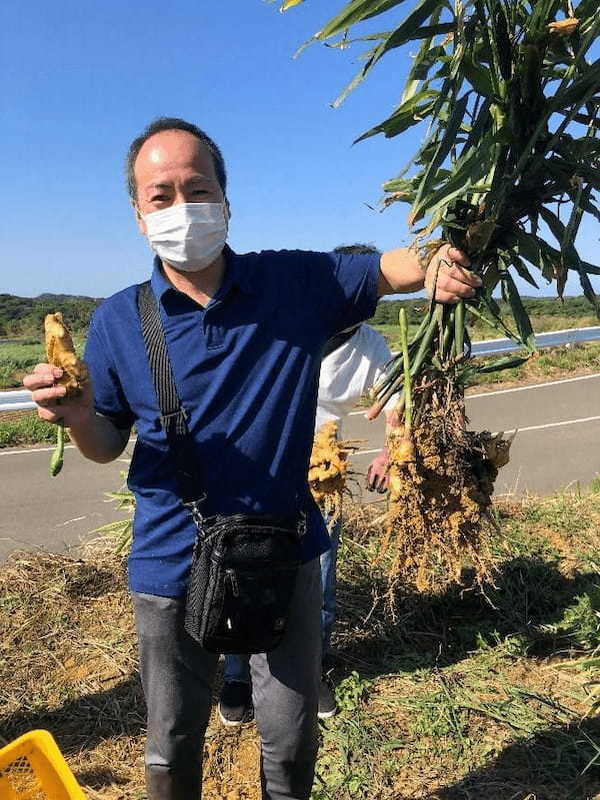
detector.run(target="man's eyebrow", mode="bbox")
[145,176,214,194]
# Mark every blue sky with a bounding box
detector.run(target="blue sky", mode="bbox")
[2,0,598,299]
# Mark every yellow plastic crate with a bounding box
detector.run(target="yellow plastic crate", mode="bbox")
[0,730,86,800]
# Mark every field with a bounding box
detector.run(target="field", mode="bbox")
[2,488,600,799]
[0,341,46,390]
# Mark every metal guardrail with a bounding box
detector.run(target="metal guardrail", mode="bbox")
[2,325,600,412]
[471,325,600,357]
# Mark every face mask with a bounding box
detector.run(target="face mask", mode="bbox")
[143,202,228,272]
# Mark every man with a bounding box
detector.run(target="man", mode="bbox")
[24,117,479,800]
[219,245,400,724]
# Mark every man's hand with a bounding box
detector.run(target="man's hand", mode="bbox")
[23,363,95,428]
[378,244,480,301]
[424,244,482,303]
[23,364,130,464]
[366,451,390,494]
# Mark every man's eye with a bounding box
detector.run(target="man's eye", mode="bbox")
[151,195,168,202]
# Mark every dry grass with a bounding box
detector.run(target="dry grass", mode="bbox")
[3,490,600,799]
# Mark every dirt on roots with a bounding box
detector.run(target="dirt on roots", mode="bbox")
[382,403,513,593]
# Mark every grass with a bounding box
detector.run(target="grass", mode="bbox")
[471,341,600,390]
[0,411,60,447]
[0,336,84,390]
[0,342,45,389]
[3,485,600,799]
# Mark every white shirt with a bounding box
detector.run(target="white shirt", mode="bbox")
[315,324,395,436]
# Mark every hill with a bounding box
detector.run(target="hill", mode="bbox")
[0,291,597,342]
[0,293,103,339]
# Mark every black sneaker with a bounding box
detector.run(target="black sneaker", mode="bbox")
[318,674,337,719]
[218,681,253,727]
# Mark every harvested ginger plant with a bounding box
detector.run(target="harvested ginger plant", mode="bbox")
[44,312,89,476]
[308,420,358,529]
[383,376,514,593]
[293,1,600,591]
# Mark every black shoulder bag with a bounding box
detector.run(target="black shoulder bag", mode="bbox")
[137,282,305,654]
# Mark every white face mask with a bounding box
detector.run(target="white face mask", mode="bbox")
[143,202,228,272]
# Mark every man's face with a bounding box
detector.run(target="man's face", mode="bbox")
[133,130,225,234]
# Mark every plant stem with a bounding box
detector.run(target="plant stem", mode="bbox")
[455,300,465,358]
[399,308,412,433]
[49,421,65,477]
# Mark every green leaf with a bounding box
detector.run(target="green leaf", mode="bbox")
[323,30,392,49]
[280,0,305,10]
[477,354,531,374]
[462,54,496,98]
[355,90,438,141]
[508,253,539,289]
[574,0,600,17]
[315,0,413,40]
[331,0,448,105]
[503,269,536,352]
[410,93,471,217]
[549,58,600,111]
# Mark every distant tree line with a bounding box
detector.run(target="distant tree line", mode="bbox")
[369,295,596,329]
[0,292,594,341]
[0,294,102,339]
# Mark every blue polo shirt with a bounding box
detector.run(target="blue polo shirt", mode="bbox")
[84,246,380,596]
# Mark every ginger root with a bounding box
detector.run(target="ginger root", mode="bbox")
[309,420,357,529]
[44,312,88,397]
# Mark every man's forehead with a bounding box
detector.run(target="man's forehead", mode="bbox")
[135,131,215,175]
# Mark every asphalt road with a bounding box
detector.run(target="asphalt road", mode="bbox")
[1,372,599,562]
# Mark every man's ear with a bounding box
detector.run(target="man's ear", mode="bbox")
[133,201,147,235]
[224,197,231,221]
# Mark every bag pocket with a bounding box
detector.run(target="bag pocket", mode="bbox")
[184,516,302,654]
[202,560,300,653]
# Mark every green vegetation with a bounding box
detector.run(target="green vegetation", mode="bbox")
[285,0,600,418]
[0,293,100,339]
[0,336,85,389]
[370,294,599,349]
[472,340,600,388]
[3,485,600,798]
[0,413,65,447]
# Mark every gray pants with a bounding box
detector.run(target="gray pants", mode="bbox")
[133,559,322,800]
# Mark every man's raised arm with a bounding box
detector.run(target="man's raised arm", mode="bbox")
[378,244,482,301]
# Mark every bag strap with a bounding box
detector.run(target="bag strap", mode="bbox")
[137,281,205,516]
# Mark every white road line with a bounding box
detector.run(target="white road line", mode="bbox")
[468,372,600,399]
[348,372,600,415]
[498,415,600,435]
[0,438,136,457]
[0,444,79,456]
[353,448,381,456]
[57,516,86,527]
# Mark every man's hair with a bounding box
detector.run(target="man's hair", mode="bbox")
[125,117,227,202]
[333,243,380,255]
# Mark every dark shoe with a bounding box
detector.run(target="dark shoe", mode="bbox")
[218,680,253,727]
[318,674,337,719]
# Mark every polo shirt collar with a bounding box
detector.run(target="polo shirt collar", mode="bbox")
[150,245,255,305]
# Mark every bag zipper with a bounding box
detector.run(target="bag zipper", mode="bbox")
[226,568,240,598]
